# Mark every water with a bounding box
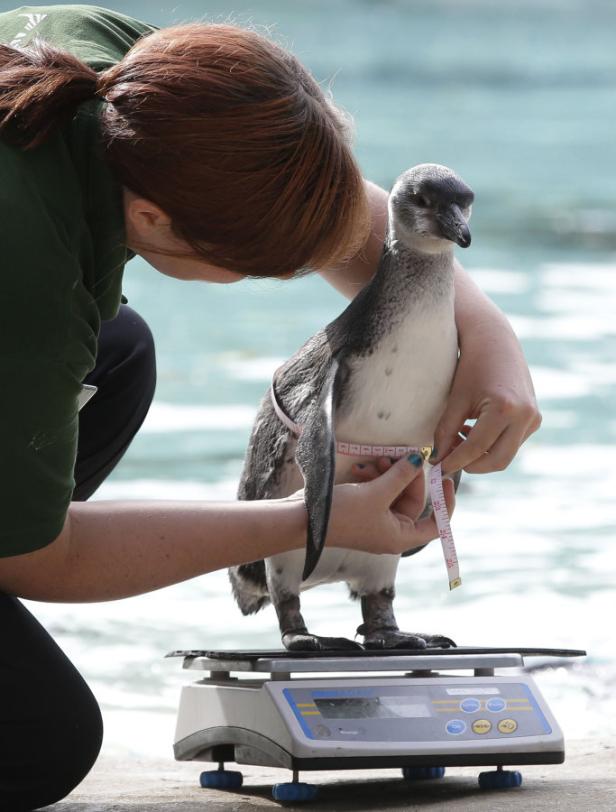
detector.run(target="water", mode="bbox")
[7,0,615,757]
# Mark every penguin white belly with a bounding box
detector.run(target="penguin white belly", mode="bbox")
[266,545,400,596]
[336,304,458,448]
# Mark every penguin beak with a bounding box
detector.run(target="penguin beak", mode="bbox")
[436,204,472,248]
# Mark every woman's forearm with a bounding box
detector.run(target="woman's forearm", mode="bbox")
[453,259,518,339]
[0,456,446,604]
[319,180,388,299]
[0,498,306,603]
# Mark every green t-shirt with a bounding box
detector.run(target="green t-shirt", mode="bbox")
[0,5,156,557]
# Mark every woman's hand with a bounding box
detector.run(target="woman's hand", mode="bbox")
[324,456,455,555]
[434,340,541,476]
[433,263,542,476]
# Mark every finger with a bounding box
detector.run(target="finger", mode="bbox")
[446,430,469,453]
[433,401,472,465]
[442,476,456,515]
[439,414,509,475]
[350,457,393,482]
[392,464,427,522]
[377,456,394,472]
[402,477,457,548]
[459,408,541,474]
[522,411,542,442]
[459,424,526,474]
[370,453,425,502]
[351,462,380,481]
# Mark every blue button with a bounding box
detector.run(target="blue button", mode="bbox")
[446,719,466,735]
[460,698,481,713]
[486,697,506,713]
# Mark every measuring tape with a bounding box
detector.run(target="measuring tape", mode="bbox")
[429,461,462,590]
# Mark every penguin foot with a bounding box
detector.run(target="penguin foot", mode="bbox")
[418,633,457,649]
[283,632,364,652]
[361,630,456,650]
[362,630,427,650]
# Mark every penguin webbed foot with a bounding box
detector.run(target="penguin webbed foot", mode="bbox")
[421,633,457,649]
[282,632,364,652]
[359,625,456,650]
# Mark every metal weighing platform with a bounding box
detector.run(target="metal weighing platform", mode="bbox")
[168,646,585,803]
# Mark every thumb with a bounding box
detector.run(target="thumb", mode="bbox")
[370,453,425,502]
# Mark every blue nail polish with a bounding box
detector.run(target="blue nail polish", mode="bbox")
[408,453,423,467]
[429,447,438,461]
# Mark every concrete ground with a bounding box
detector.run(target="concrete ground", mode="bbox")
[50,738,615,811]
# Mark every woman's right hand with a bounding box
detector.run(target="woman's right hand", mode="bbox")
[325,455,455,555]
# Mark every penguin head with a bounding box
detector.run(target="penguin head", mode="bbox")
[388,164,474,253]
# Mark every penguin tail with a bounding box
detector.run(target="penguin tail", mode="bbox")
[228,562,270,615]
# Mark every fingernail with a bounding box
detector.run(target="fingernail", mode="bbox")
[408,452,423,467]
[429,447,438,461]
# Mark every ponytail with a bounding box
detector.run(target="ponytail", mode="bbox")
[0,39,99,149]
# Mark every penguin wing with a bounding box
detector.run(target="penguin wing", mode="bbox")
[237,393,292,501]
[294,356,340,581]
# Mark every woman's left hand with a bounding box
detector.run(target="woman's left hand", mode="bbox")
[433,321,541,476]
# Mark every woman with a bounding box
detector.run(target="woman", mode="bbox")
[0,5,540,809]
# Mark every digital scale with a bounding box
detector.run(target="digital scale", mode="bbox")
[168,647,585,803]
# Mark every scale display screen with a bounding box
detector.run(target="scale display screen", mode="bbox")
[314,696,431,719]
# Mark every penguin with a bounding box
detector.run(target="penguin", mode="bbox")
[229,163,473,652]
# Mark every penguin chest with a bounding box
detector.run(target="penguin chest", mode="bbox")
[336,303,457,446]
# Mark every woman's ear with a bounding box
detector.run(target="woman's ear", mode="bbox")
[123,188,172,246]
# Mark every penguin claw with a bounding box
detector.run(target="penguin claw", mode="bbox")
[283,633,364,652]
[420,634,457,649]
[362,631,456,650]
[363,632,427,650]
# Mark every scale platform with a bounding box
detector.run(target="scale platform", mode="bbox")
[169,646,585,801]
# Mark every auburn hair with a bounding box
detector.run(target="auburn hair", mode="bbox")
[0,25,370,277]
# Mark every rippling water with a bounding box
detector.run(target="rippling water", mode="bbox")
[12,0,616,758]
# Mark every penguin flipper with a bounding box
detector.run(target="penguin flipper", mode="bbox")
[295,358,339,582]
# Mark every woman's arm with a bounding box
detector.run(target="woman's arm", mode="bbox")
[0,455,452,602]
[319,181,389,298]
[321,181,541,475]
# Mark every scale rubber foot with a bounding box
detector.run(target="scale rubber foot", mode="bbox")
[272,782,319,802]
[402,766,446,780]
[478,769,523,790]
[199,769,243,789]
